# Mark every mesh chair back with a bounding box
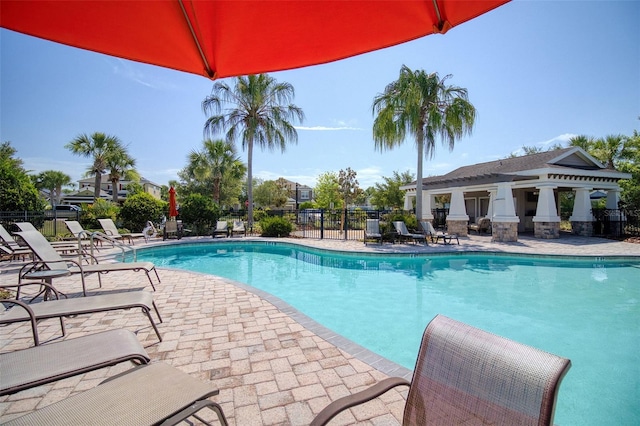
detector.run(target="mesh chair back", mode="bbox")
[404,315,570,426]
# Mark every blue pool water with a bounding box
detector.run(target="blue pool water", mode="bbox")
[135,242,640,425]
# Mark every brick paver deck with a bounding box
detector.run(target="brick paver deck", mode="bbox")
[1,234,639,424]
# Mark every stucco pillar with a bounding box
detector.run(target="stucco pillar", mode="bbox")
[492,183,519,242]
[570,187,593,236]
[446,189,469,236]
[606,189,621,209]
[533,185,560,239]
[422,192,434,221]
[486,189,497,219]
[404,193,413,211]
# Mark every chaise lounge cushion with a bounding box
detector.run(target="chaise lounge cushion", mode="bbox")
[3,363,228,426]
[0,329,150,396]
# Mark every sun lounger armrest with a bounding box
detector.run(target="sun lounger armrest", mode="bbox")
[0,298,40,345]
[310,377,410,426]
[1,281,65,300]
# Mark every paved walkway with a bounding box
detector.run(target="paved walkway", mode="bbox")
[1,234,638,425]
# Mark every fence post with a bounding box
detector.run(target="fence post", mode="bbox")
[320,209,324,240]
[343,208,348,240]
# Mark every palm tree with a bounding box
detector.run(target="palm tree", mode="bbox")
[372,66,476,220]
[568,135,596,152]
[65,132,122,201]
[36,170,73,207]
[202,74,304,226]
[188,139,243,205]
[594,134,628,169]
[105,147,138,203]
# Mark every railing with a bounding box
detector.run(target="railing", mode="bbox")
[592,208,640,238]
[0,210,80,238]
[88,231,136,262]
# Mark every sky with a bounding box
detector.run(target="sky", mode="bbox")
[1,1,638,192]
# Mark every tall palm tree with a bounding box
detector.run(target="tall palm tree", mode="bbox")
[372,66,476,220]
[188,139,243,205]
[65,132,122,201]
[594,134,628,169]
[202,74,304,225]
[36,170,73,207]
[568,135,597,152]
[105,147,138,203]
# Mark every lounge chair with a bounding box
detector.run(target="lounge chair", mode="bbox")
[420,220,459,245]
[163,220,183,240]
[212,220,229,238]
[0,329,150,396]
[14,230,160,295]
[393,221,427,244]
[2,362,228,426]
[0,282,163,345]
[312,314,571,426]
[98,218,146,244]
[1,224,78,255]
[230,220,246,237]
[364,219,382,245]
[469,216,492,234]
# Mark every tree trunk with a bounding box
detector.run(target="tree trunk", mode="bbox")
[415,133,424,221]
[247,141,254,227]
[93,173,102,202]
[112,179,119,203]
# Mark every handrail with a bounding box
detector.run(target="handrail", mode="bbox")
[88,231,137,262]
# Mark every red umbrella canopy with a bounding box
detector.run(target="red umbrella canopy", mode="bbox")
[0,0,509,79]
[168,186,178,218]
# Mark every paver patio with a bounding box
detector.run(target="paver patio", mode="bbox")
[1,234,639,424]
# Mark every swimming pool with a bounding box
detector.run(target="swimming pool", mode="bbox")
[135,241,639,425]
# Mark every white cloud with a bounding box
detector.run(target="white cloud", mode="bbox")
[107,58,177,90]
[539,133,577,147]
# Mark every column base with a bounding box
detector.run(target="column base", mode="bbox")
[446,220,468,237]
[492,222,518,242]
[534,222,560,239]
[571,221,593,237]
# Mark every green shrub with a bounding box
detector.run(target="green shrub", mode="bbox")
[259,216,293,237]
[119,193,165,232]
[383,211,418,231]
[298,201,315,210]
[80,199,119,229]
[179,194,220,236]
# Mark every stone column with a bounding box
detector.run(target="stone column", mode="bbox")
[492,183,519,242]
[569,187,593,236]
[446,189,470,236]
[532,185,560,239]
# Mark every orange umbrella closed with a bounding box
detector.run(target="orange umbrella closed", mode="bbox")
[0,0,510,79]
[168,186,178,219]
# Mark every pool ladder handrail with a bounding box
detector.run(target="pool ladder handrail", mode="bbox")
[88,231,137,262]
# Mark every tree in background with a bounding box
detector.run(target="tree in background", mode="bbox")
[314,171,342,210]
[570,131,640,209]
[338,168,363,209]
[0,142,46,211]
[179,193,220,235]
[185,139,246,206]
[118,192,165,232]
[369,170,415,209]
[35,170,73,207]
[105,146,138,203]
[373,66,476,221]
[253,180,289,208]
[203,74,304,226]
[65,132,126,202]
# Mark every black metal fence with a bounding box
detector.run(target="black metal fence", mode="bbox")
[219,209,387,241]
[592,208,640,238]
[0,210,80,237]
